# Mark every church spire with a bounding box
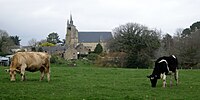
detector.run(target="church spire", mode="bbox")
[67,19,69,25]
[70,14,73,25]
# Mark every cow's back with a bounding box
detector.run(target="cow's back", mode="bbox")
[10,52,50,71]
[154,55,178,73]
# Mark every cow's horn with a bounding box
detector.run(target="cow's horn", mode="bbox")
[15,69,20,72]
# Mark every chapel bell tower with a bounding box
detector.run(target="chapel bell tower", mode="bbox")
[64,14,78,60]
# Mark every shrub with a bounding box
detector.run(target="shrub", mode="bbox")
[87,53,98,61]
[40,42,55,47]
[95,52,127,68]
[50,54,66,64]
[38,47,43,52]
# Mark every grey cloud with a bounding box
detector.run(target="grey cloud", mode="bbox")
[0,0,200,45]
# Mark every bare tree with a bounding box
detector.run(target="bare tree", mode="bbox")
[108,23,161,68]
[28,38,37,46]
[174,28,183,38]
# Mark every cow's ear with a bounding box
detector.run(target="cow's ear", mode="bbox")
[5,69,10,72]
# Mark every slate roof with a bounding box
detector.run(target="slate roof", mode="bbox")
[42,46,66,53]
[78,32,113,43]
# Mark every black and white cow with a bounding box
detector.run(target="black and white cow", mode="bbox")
[147,55,178,87]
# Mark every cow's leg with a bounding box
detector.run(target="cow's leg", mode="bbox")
[170,73,173,87]
[162,74,167,87]
[40,67,45,81]
[40,71,45,81]
[175,70,179,85]
[46,67,50,82]
[167,71,173,87]
[20,64,26,81]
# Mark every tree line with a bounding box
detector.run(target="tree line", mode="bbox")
[166,21,200,69]
[0,30,21,55]
[0,30,64,55]
[105,21,200,68]
[28,32,64,47]
[1,21,200,68]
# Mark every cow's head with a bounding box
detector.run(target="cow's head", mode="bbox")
[9,69,17,81]
[147,74,159,87]
[6,68,20,81]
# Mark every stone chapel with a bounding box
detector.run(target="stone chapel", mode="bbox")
[64,15,113,60]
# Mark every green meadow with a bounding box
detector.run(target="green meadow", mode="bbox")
[0,63,200,100]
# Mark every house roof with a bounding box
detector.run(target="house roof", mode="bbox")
[78,32,113,43]
[42,46,66,52]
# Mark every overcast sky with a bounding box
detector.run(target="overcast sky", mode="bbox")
[0,0,200,46]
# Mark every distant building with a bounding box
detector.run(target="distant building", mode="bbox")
[78,32,112,52]
[42,46,66,56]
[64,15,113,60]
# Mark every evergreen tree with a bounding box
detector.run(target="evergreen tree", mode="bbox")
[47,32,61,44]
[0,29,15,54]
[10,35,21,46]
[38,47,43,52]
[94,43,103,54]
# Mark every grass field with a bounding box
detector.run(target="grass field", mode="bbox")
[0,63,200,100]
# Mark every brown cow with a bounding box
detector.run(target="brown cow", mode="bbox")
[8,52,50,81]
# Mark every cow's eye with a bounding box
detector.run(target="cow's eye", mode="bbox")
[150,77,154,80]
[10,70,15,74]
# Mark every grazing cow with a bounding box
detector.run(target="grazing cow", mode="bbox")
[8,52,50,81]
[147,55,178,87]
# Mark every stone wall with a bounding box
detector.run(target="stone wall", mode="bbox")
[64,48,77,60]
